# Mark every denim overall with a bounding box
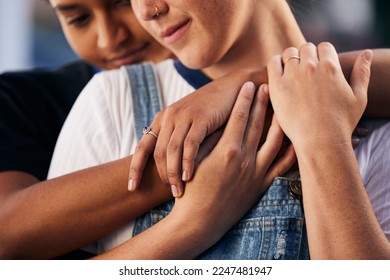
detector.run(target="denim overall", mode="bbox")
[126,63,310,260]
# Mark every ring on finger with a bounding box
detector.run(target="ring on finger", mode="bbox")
[283,55,300,65]
[143,126,158,139]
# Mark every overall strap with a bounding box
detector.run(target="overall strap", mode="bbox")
[125,62,162,140]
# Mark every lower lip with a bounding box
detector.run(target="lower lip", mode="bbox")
[163,20,191,45]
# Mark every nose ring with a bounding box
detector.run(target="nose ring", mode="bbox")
[154,6,160,17]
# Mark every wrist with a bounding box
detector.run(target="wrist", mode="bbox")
[162,208,222,258]
[292,132,352,156]
[294,139,356,178]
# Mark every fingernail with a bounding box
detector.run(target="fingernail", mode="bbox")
[364,50,373,63]
[245,81,255,91]
[182,170,189,182]
[128,179,135,191]
[262,84,269,95]
[171,185,179,197]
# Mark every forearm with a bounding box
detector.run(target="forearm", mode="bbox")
[295,143,390,259]
[339,49,390,117]
[0,157,171,259]
[93,210,217,260]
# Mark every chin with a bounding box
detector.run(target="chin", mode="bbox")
[178,54,213,70]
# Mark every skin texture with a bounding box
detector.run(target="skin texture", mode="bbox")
[266,43,389,259]
[2,0,389,259]
[94,82,297,259]
[129,0,390,194]
[0,0,173,259]
[127,0,390,259]
[50,0,172,69]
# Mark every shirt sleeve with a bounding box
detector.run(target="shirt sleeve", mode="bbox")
[0,63,92,180]
[47,68,135,179]
[355,119,390,241]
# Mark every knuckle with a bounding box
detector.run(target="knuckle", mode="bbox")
[164,105,180,118]
[153,147,165,161]
[182,157,194,166]
[183,136,201,149]
[283,47,299,60]
[154,110,164,124]
[322,59,338,75]
[241,89,254,101]
[234,110,248,122]
[129,166,139,174]
[134,142,147,153]
[240,158,251,171]
[304,60,317,74]
[167,140,180,154]
[360,64,371,80]
[307,42,316,48]
[284,46,298,54]
[300,42,315,52]
[223,145,240,162]
[249,118,262,132]
[167,171,179,179]
[318,41,333,50]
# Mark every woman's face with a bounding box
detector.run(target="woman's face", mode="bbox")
[130,0,256,70]
[50,0,172,69]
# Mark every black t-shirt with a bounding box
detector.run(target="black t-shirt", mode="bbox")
[0,61,94,180]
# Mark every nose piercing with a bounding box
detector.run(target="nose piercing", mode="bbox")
[154,6,160,17]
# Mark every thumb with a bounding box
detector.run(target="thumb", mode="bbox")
[349,50,373,105]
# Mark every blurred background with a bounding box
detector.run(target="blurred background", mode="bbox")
[0,0,389,73]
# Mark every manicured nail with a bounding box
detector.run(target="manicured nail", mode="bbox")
[245,81,255,91]
[182,170,189,182]
[171,185,179,197]
[128,179,135,191]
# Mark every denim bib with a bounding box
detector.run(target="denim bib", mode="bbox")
[126,63,309,259]
[126,62,163,140]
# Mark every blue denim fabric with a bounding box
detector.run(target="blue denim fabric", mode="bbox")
[133,178,309,260]
[125,62,162,140]
[126,63,309,260]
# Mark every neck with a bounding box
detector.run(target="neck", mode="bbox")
[203,1,306,80]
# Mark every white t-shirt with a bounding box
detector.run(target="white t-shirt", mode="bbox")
[354,119,390,237]
[48,60,194,253]
[48,59,390,254]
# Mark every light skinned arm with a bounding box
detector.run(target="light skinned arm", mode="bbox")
[94,82,296,259]
[129,48,390,197]
[267,42,390,259]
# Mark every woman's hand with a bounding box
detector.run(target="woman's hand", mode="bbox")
[129,68,268,196]
[170,82,296,240]
[267,42,372,152]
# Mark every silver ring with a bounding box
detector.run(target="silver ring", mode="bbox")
[143,126,158,139]
[284,55,300,64]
